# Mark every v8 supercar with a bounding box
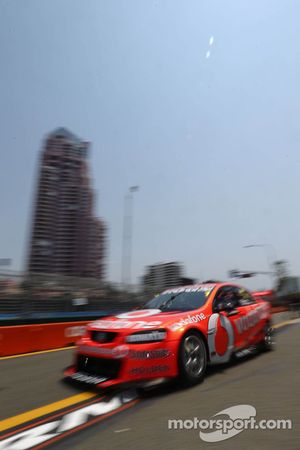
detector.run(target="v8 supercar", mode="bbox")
[64,282,274,389]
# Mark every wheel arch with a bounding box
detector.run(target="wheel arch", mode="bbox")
[179,327,210,363]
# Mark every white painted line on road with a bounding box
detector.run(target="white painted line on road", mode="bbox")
[273,317,300,329]
[114,428,131,433]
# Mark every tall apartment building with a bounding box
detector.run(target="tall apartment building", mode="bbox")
[27,128,106,279]
[142,262,184,292]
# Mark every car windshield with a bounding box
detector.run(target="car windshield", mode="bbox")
[144,290,210,312]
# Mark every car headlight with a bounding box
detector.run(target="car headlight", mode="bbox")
[126,329,167,344]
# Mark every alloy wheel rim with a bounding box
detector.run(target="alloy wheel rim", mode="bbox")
[183,335,205,376]
[265,326,274,347]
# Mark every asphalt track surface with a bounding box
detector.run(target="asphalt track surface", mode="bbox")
[0,317,300,449]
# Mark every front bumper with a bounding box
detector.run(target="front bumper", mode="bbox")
[64,339,179,389]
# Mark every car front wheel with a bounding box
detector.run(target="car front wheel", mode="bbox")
[178,332,207,386]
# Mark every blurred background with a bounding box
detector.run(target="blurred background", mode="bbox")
[1,3,300,449]
[1,0,300,324]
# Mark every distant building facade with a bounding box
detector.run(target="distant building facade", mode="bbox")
[27,128,106,279]
[277,276,300,297]
[142,262,186,292]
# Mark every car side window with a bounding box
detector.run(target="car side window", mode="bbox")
[213,286,238,312]
[212,288,225,312]
[235,287,255,306]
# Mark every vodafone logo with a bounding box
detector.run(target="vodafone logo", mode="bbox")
[116,309,161,319]
[207,314,234,364]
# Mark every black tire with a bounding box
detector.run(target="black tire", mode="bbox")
[178,331,207,387]
[260,322,275,352]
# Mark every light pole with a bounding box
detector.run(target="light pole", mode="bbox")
[121,186,139,289]
[243,243,278,287]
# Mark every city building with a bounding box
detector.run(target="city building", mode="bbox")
[142,261,189,292]
[27,128,106,279]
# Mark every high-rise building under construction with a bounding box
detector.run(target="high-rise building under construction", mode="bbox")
[28,128,106,279]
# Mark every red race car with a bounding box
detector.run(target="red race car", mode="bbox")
[64,282,273,389]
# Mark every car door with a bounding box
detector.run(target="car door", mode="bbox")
[236,288,266,345]
[209,286,249,362]
[213,286,249,351]
[230,287,258,349]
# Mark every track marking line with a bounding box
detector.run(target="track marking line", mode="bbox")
[0,392,96,432]
[114,428,131,433]
[273,317,300,329]
[0,395,104,440]
[34,399,139,450]
[0,345,75,361]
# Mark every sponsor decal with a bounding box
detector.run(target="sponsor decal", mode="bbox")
[78,344,129,359]
[170,313,206,331]
[126,330,166,343]
[129,365,169,376]
[78,346,170,360]
[129,349,171,359]
[207,313,234,364]
[235,347,256,359]
[91,319,162,330]
[163,284,215,295]
[0,392,137,450]
[65,326,86,338]
[235,305,268,334]
[70,372,108,384]
[116,309,161,319]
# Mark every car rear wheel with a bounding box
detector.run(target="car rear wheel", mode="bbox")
[260,322,275,352]
[178,332,207,386]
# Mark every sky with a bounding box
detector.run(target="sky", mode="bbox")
[1,0,300,289]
